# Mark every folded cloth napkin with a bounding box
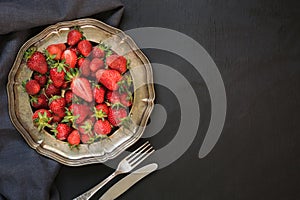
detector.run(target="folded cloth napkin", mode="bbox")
[0,0,124,199]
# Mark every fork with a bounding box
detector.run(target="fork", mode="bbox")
[73,141,155,200]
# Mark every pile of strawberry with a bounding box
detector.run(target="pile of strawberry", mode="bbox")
[23,27,133,147]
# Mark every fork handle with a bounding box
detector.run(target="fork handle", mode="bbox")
[73,171,119,200]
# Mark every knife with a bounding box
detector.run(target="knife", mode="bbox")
[99,163,158,200]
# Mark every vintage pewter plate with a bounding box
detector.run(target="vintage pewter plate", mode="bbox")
[7,18,155,166]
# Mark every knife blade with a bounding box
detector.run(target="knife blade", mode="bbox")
[99,163,158,200]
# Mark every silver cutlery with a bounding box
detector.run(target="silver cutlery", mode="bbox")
[99,163,158,200]
[73,141,155,200]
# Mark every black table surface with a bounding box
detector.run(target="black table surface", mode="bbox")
[55,0,300,199]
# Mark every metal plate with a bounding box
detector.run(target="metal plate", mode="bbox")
[7,18,155,166]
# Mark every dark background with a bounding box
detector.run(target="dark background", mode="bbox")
[0,0,298,199]
[55,0,300,199]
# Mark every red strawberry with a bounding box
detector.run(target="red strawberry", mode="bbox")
[61,81,69,89]
[89,58,104,73]
[78,118,94,135]
[54,123,72,140]
[77,40,92,57]
[77,58,90,77]
[45,83,61,97]
[32,109,52,131]
[25,49,48,74]
[56,43,66,51]
[64,90,73,104]
[49,96,66,109]
[96,69,122,91]
[106,55,127,74]
[77,57,85,66]
[94,103,109,120]
[120,93,132,107]
[61,49,77,69]
[46,44,63,60]
[69,46,80,55]
[68,104,91,124]
[55,108,66,118]
[49,67,66,88]
[49,96,66,117]
[94,119,111,135]
[92,46,105,58]
[93,85,105,104]
[52,114,63,123]
[30,94,48,109]
[67,29,82,46]
[80,133,93,144]
[67,130,81,145]
[106,91,120,104]
[32,109,51,121]
[70,77,93,102]
[33,73,47,87]
[24,79,40,95]
[108,107,127,127]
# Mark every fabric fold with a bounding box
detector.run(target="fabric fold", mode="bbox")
[0,0,124,199]
[0,0,124,35]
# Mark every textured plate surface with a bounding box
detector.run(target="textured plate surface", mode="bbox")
[7,18,155,166]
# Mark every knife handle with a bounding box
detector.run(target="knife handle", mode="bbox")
[73,171,119,200]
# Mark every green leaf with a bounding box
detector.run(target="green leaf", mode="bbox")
[24,47,37,61]
[98,41,113,58]
[126,59,131,69]
[68,143,80,150]
[30,95,38,103]
[111,102,125,110]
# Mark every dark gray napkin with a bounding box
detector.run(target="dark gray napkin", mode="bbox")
[0,0,124,199]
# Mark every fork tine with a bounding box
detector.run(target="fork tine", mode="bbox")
[126,142,151,163]
[130,147,155,169]
[125,141,149,160]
